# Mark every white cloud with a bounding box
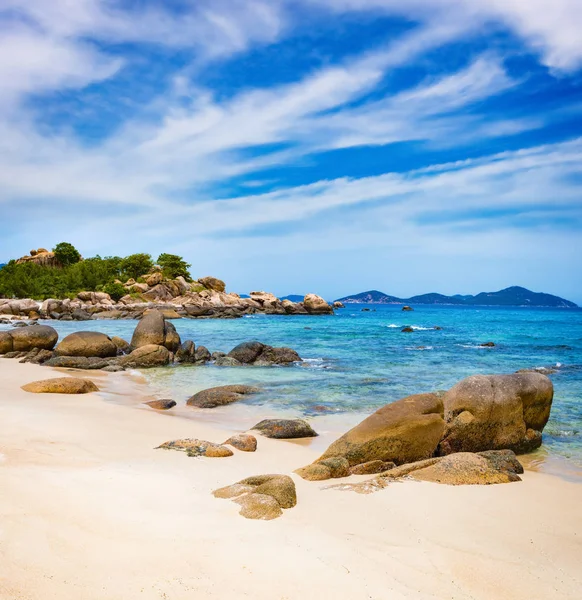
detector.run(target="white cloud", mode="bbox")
[302,0,582,72]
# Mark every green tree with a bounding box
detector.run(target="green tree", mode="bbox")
[157,253,191,280]
[102,281,127,301]
[53,242,81,266]
[120,253,154,280]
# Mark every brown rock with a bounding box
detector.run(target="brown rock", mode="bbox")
[156,438,233,457]
[145,399,176,410]
[402,306,414,311]
[318,456,350,478]
[224,434,257,452]
[401,326,414,333]
[199,276,226,292]
[22,377,98,394]
[234,493,282,520]
[303,293,333,314]
[186,385,260,408]
[439,373,553,455]
[408,452,522,485]
[130,310,181,352]
[349,460,395,475]
[318,393,444,467]
[240,474,297,508]
[294,464,332,481]
[56,331,117,358]
[111,336,130,353]
[9,324,58,351]
[213,483,255,499]
[0,331,13,354]
[119,344,171,368]
[252,418,318,439]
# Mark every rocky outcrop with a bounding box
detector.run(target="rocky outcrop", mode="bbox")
[438,373,553,455]
[227,341,302,365]
[303,293,334,314]
[213,474,296,520]
[0,324,58,354]
[130,310,181,352]
[21,377,98,394]
[1,279,334,321]
[156,438,233,457]
[16,248,59,267]
[55,331,117,358]
[186,385,261,408]
[43,356,117,369]
[198,276,226,292]
[318,393,445,467]
[252,419,318,439]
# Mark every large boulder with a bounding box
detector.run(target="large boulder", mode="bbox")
[56,331,117,358]
[199,276,226,292]
[303,293,333,314]
[317,393,445,467]
[8,324,58,352]
[227,341,265,363]
[187,385,261,408]
[22,377,98,394]
[130,310,181,352]
[0,331,13,354]
[439,373,553,455]
[119,344,171,368]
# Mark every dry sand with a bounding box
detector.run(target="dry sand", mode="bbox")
[0,361,581,600]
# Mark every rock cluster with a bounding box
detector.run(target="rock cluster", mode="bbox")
[0,311,304,374]
[16,248,59,267]
[213,474,297,520]
[295,373,552,482]
[0,274,333,320]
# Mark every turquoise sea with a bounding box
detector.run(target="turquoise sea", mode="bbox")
[4,305,582,467]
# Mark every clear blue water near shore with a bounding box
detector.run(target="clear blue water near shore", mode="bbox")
[4,305,581,467]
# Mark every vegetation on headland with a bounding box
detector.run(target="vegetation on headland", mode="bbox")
[0,243,192,300]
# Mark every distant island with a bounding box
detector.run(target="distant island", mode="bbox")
[335,286,578,308]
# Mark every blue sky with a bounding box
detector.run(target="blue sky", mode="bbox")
[1,0,581,302]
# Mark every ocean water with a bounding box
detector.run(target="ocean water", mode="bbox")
[3,305,582,467]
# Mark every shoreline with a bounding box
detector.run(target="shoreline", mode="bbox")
[1,361,581,599]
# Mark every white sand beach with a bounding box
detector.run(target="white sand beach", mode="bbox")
[1,361,581,600]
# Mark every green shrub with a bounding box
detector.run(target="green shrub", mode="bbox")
[120,253,153,280]
[102,282,127,302]
[53,242,81,266]
[157,253,191,280]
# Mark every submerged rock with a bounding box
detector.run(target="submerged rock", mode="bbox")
[252,418,318,439]
[187,384,261,408]
[22,377,98,394]
[227,341,302,365]
[402,306,414,311]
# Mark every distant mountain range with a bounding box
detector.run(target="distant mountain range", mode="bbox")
[335,286,578,308]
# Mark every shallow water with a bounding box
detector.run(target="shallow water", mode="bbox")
[4,304,582,467]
